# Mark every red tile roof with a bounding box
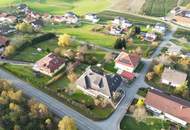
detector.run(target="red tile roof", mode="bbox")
[115,52,140,68]
[145,89,190,123]
[120,71,135,80]
[35,53,65,74]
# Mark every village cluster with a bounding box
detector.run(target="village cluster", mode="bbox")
[0,3,190,129]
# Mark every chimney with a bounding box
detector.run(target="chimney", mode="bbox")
[180,105,184,110]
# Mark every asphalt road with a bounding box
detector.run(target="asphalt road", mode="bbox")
[0,69,102,130]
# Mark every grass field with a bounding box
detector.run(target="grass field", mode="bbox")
[43,23,117,48]
[97,10,159,25]
[0,0,111,15]
[142,0,178,17]
[120,116,170,130]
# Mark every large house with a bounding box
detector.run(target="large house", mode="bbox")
[76,66,122,99]
[63,12,79,24]
[112,16,132,29]
[161,68,187,87]
[145,89,190,126]
[0,35,9,53]
[33,53,65,77]
[114,52,141,73]
[85,13,100,23]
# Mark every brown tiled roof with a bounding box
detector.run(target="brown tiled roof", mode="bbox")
[145,89,190,123]
[0,35,9,46]
[35,53,65,74]
[115,52,140,68]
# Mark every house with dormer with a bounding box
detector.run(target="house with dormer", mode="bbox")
[76,66,122,99]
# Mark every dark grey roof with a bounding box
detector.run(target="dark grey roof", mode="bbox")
[32,19,44,26]
[76,66,122,98]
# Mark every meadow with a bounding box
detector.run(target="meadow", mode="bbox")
[142,0,178,17]
[0,0,111,15]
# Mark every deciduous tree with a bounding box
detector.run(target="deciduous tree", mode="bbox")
[58,116,77,130]
[58,34,71,47]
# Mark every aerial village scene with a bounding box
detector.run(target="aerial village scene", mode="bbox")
[0,0,190,130]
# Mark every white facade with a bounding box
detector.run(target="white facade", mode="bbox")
[154,24,166,33]
[109,27,123,35]
[146,104,187,126]
[115,63,135,73]
[161,79,178,87]
[85,14,100,23]
[33,63,65,77]
[112,17,132,29]
[76,85,110,99]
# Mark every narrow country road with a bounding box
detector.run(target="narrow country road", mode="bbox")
[0,69,102,130]
[0,59,34,66]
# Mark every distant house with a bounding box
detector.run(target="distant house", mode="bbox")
[112,16,132,29]
[63,12,79,24]
[154,23,166,33]
[85,13,100,23]
[17,4,29,13]
[114,52,141,73]
[0,35,9,53]
[52,16,65,23]
[167,44,182,56]
[42,13,52,22]
[31,19,44,29]
[183,11,190,18]
[33,53,65,77]
[0,24,16,35]
[0,13,17,24]
[109,26,123,35]
[23,16,36,24]
[144,33,157,42]
[145,89,190,126]
[161,68,187,87]
[76,66,122,99]
[170,7,181,15]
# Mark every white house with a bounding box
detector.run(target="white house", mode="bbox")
[144,33,157,42]
[85,13,100,23]
[112,16,132,29]
[63,12,79,24]
[33,53,65,77]
[145,89,190,126]
[109,26,123,35]
[154,23,166,33]
[114,52,141,73]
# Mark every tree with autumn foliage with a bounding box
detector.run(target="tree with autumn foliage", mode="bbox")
[58,116,77,130]
[58,34,71,47]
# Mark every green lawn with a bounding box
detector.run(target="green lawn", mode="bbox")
[97,10,160,25]
[1,63,114,120]
[142,0,178,17]
[11,38,58,62]
[43,23,117,48]
[0,0,111,15]
[0,64,51,87]
[120,116,170,130]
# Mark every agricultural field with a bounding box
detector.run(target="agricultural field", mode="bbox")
[142,0,178,17]
[0,0,111,15]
